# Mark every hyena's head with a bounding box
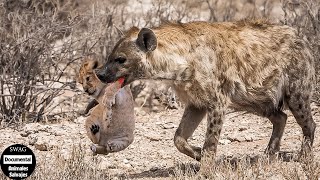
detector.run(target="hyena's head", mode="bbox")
[96,27,157,87]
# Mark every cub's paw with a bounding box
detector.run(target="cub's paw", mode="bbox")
[90,124,100,135]
[106,141,122,152]
[90,144,97,156]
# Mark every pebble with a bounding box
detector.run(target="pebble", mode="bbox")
[219,139,231,145]
[160,122,175,129]
[35,143,48,151]
[123,159,129,164]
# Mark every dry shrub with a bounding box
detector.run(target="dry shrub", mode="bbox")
[0,0,188,124]
[0,0,79,124]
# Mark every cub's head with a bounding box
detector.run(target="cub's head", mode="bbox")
[78,58,105,98]
[96,27,158,87]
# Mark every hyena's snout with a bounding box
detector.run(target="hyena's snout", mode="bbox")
[95,66,115,83]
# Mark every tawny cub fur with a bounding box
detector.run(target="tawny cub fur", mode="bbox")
[96,20,316,161]
[78,58,135,155]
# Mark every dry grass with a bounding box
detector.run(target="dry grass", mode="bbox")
[0,145,318,179]
[0,145,111,180]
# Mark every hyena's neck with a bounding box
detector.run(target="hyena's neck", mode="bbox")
[146,47,194,82]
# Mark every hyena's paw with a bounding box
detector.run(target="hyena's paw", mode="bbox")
[298,140,313,160]
[90,124,100,135]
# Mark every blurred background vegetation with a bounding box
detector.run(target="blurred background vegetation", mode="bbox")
[0,0,319,125]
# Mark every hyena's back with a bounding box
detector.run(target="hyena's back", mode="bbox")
[218,21,315,116]
[158,21,315,116]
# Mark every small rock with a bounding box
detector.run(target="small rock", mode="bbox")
[150,167,159,172]
[34,143,47,151]
[219,139,231,145]
[152,106,159,112]
[227,135,245,142]
[160,122,175,129]
[123,159,129,164]
[152,99,160,106]
[28,135,38,145]
[118,163,132,169]
[244,134,254,142]
[162,155,172,159]
[145,134,162,141]
[239,127,247,131]
[20,131,31,137]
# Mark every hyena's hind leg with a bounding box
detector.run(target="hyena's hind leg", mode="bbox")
[287,85,316,157]
[174,105,206,161]
[265,111,287,155]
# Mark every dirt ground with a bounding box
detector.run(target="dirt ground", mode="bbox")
[0,102,319,179]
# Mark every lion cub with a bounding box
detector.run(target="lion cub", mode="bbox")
[78,58,135,155]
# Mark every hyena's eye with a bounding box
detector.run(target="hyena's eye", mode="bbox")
[114,57,126,64]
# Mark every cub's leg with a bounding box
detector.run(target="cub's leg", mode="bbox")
[265,111,287,155]
[102,82,122,108]
[85,116,101,144]
[90,137,134,155]
[174,104,206,161]
[287,89,316,157]
[82,99,99,116]
[101,83,121,123]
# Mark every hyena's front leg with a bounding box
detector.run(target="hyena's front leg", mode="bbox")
[174,105,206,161]
[202,107,226,159]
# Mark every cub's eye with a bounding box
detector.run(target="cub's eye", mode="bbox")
[86,76,90,81]
[114,57,126,64]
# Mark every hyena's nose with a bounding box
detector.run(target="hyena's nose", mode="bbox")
[95,68,106,82]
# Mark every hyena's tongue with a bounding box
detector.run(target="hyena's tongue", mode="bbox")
[117,77,125,87]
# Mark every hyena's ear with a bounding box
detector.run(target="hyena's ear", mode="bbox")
[136,28,157,52]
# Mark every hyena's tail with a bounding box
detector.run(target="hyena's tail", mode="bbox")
[85,117,101,144]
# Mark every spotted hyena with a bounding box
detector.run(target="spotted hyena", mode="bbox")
[96,20,316,161]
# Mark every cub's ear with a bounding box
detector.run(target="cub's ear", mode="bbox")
[92,60,100,69]
[136,28,157,52]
